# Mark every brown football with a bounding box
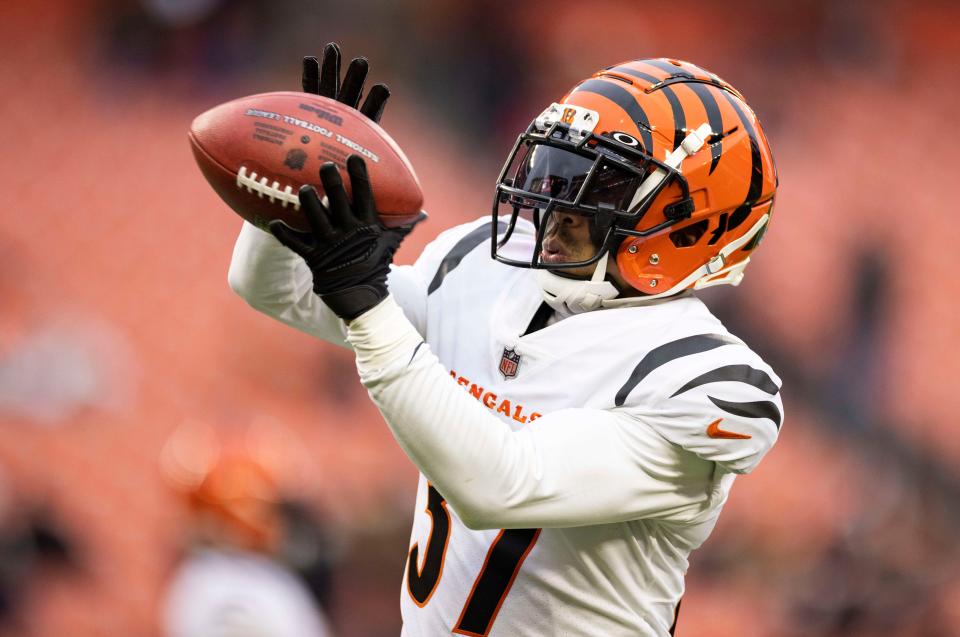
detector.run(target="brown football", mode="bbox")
[189,91,423,230]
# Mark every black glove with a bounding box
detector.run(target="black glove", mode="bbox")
[302,42,390,123]
[268,155,425,320]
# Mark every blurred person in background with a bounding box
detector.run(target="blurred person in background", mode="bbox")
[0,464,79,634]
[161,421,335,637]
[228,43,781,636]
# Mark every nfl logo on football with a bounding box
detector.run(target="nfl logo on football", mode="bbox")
[499,348,521,379]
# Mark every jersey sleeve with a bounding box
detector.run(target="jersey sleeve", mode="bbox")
[227,221,429,345]
[344,296,725,529]
[619,335,783,475]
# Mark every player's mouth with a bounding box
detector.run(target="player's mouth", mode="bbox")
[540,236,571,263]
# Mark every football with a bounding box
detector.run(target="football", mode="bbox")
[189,91,423,230]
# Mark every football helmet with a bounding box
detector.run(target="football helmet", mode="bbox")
[161,421,282,552]
[492,58,777,308]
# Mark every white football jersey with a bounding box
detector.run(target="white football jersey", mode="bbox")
[228,217,783,637]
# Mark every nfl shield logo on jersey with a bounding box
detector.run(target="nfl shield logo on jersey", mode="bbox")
[499,348,521,379]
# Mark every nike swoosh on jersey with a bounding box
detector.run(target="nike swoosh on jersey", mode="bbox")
[706,418,752,439]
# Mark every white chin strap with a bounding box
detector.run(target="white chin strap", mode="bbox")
[537,252,619,315]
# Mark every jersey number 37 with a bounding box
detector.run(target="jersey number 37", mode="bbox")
[407,485,540,636]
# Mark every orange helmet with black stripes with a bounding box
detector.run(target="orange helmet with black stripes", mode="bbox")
[492,58,777,298]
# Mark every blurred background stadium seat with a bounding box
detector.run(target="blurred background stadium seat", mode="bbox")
[0,0,958,634]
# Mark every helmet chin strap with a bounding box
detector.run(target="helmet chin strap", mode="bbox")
[537,252,619,315]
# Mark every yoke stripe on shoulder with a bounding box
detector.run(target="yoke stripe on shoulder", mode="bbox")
[709,396,782,430]
[427,221,505,295]
[615,334,738,407]
[670,364,779,398]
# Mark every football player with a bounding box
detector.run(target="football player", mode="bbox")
[228,43,782,636]
[161,424,334,637]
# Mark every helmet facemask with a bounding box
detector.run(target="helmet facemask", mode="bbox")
[491,102,696,276]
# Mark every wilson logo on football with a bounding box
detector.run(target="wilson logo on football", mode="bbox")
[499,348,521,379]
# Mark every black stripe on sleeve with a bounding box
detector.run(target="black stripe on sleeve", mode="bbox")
[670,364,779,398]
[669,598,682,636]
[406,341,426,368]
[709,396,782,430]
[427,222,505,295]
[572,78,654,154]
[615,334,738,407]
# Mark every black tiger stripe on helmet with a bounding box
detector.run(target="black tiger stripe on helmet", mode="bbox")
[641,60,728,176]
[571,77,655,154]
[719,91,765,233]
[603,65,687,152]
[627,58,773,239]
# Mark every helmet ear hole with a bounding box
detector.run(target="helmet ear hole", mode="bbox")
[669,220,708,247]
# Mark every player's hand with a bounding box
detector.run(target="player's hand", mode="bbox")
[268,155,425,320]
[302,42,390,123]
